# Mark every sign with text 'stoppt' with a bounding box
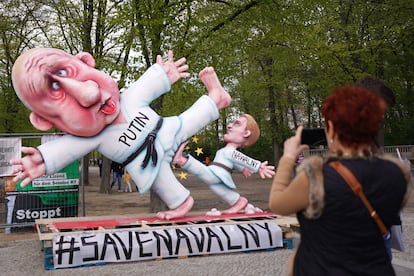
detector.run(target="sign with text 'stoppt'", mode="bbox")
[5,161,79,226]
[52,221,283,268]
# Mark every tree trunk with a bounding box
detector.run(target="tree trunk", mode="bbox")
[273,140,281,166]
[82,154,89,185]
[100,156,111,193]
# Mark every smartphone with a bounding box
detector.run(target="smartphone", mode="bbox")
[301,128,327,147]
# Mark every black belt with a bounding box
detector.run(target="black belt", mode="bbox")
[122,117,163,169]
[209,161,232,174]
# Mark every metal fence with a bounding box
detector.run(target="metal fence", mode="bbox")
[0,134,84,233]
[1,135,412,233]
[306,145,414,162]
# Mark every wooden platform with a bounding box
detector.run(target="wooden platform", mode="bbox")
[36,212,299,270]
[36,212,299,242]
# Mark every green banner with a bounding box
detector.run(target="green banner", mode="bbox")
[5,161,79,225]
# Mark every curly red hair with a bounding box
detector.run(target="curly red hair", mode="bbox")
[321,85,384,149]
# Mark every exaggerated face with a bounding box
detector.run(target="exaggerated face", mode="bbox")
[12,48,120,137]
[224,116,249,146]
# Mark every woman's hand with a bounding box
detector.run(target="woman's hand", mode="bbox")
[283,126,309,160]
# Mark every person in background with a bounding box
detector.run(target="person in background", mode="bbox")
[123,170,133,192]
[269,85,411,275]
[110,161,124,192]
[355,77,395,147]
[98,158,103,177]
[355,77,395,110]
[174,114,275,215]
[356,77,407,254]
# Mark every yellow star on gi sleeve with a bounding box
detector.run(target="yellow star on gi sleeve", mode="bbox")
[194,147,203,156]
[191,136,199,144]
[178,171,188,180]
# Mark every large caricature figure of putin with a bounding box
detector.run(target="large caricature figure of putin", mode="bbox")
[10,48,231,220]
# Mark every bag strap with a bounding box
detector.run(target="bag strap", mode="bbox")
[330,161,388,236]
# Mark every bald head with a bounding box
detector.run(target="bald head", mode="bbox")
[11,48,121,137]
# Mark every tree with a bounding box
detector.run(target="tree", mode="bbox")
[0,1,47,133]
[2,0,413,194]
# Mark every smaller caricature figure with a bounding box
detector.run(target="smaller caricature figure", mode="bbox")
[173,114,275,214]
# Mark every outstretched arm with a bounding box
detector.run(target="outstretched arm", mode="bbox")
[229,149,274,178]
[10,147,46,187]
[156,50,190,85]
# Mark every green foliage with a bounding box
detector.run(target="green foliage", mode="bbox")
[1,0,413,165]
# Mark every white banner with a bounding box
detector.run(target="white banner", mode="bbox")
[0,138,21,177]
[32,172,79,187]
[52,221,283,268]
[41,134,63,144]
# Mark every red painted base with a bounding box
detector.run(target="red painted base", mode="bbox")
[49,212,277,231]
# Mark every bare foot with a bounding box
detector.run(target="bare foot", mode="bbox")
[173,141,189,167]
[223,196,248,214]
[199,67,231,110]
[156,196,194,220]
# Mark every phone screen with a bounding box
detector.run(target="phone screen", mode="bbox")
[301,128,327,147]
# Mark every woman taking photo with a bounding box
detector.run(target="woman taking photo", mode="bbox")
[269,85,411,275]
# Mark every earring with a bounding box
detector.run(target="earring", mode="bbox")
[329,139,333,144]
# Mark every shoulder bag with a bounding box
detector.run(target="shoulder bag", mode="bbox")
[330,161,392,259]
